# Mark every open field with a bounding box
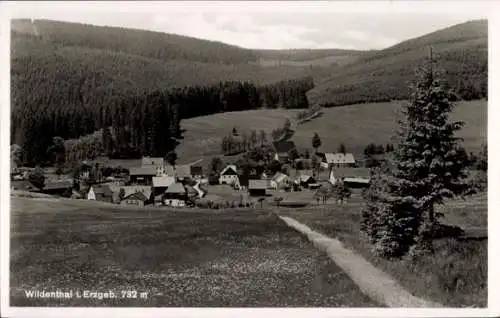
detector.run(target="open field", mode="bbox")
[278,192,487,307]
[176,100,486,164]
[10,197,378,307]
[176,108,300,164]
[292,100,487,156]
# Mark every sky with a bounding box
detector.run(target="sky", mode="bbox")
[3,1,492,50]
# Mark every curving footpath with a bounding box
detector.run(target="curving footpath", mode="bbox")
[279,216,443,308]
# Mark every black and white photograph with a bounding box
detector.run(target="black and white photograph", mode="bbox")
[0,0,496,316]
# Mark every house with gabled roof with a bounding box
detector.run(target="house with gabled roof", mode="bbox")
[270,172,290,190]
[87,184,114,203]
[121,191,149,206]
[325,153,356,167]
[219,165,239,185]
[129,166,156,185]
[41,180,73,197]
[329,167,371,188]
[164,183,188,207]
[11,180,41,192]
[152,176,176,195]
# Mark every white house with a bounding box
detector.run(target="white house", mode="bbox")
[270,172,289,190]
[219,165,239,185]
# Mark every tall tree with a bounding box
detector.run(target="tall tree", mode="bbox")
[338,143,346,154]
[259,130,267,147]
[166,151,178,167]
[312,133,322,154]
[361,53,470,257]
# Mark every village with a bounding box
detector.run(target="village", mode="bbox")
[10,137,373,210]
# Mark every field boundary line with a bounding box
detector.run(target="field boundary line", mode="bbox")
[279,215,443,308]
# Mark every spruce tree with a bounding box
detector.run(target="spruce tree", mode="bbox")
[361,51,470,257]
[312,133,321,154]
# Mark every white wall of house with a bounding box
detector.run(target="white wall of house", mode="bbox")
[164,199,186,207]
[219,174,238,185]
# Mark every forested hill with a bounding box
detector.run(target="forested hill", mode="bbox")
[307,20,488,106]
[11,19,259,64]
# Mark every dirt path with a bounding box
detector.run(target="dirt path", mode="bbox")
[279,216,443,308]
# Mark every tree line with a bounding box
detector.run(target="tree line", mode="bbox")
[12,77,314,166]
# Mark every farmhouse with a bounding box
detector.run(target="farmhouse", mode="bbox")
[11,180,41,192]
[325,153,356,167]
[219,165,239,185]
[329,167,371,188]
[129,166,156,185]
[248,179,268,196]
[270,172,290,190]
[41,180,73,196]
[290,170,315,188]
[164,183,188,207]
[152,176,176,195]
[272,140,297,162]
[120,191,149,206]
[87,184,114,203]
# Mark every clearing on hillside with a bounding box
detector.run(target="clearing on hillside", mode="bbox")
[177,100,486,164]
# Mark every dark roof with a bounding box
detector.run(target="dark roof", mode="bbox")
[272,140,296,154]
[43,180,73,190]
[11,180,40,191]
[124,191,149,201]
[165,183,186,194]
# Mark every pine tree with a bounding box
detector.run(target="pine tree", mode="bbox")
[361,51,470,257]
[338,143,346,154]
[312,132,322,154]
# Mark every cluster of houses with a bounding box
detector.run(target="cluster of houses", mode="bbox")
[10,139,372,208]
[216,140,371,197]
[87,157,207,207]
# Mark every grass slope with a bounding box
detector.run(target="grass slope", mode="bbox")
[308,20,487,106]
[176,100,486,164]
[291,100,487,156]
[10,197,377,307]
[279,192,487,307]
[175,108,301,163]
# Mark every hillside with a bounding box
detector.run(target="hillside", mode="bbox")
[175,100,486,164]
[255,48,366,68]
[11,19,259,64]
[308,20,488,106]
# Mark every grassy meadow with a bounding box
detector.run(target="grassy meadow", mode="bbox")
[278,192,487,307]
[177,100,487,164]
[10,197,377,307]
